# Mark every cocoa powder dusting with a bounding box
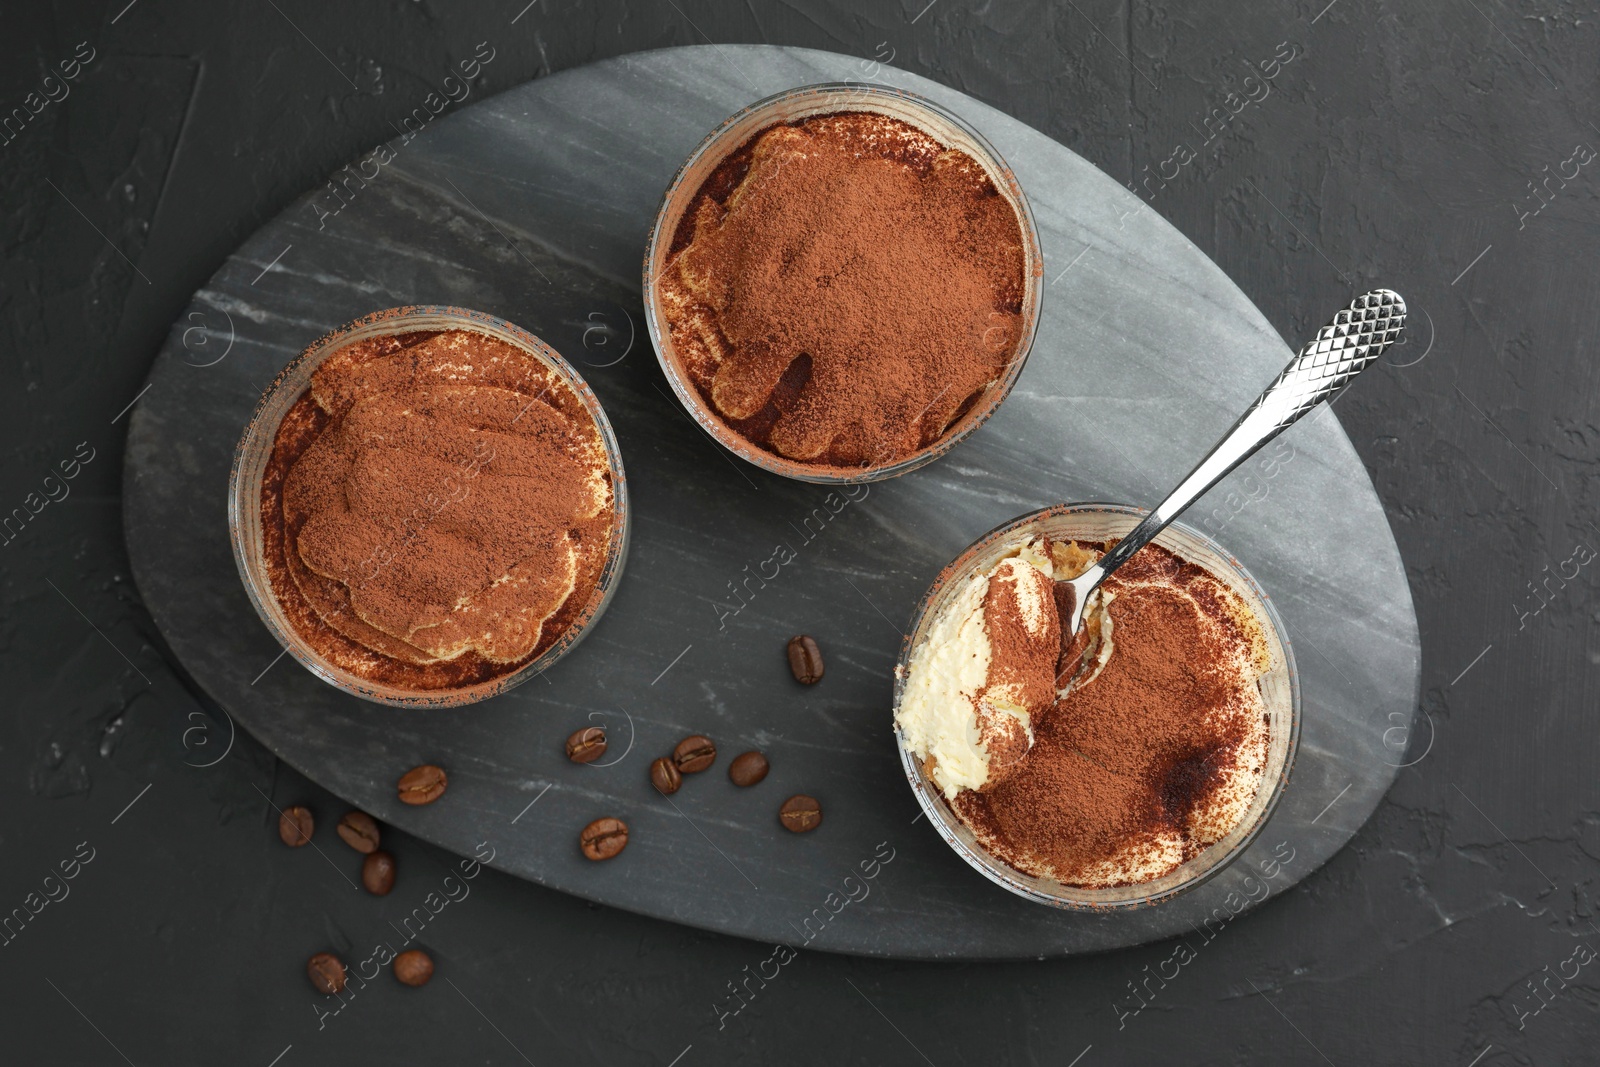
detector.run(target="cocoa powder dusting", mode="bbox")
[259,329,616,691]
[953,540,1269,887]
[981,562,1060,714]
[660,111,1027,467]
[970,560,1059,789]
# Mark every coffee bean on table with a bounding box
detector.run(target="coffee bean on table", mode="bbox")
[580,817,629,861]
[278,806,314,847]
[786,635,825,684]
[728,751,770,787]
[672,735,717,773]
[307,952,347,995]
[336,810,381,854]
[566,726,607,764]
[779,794,822,833]
[397,764,448,805]
[362,850,397,895]
[393,949,434,987]
[650,757,682,795]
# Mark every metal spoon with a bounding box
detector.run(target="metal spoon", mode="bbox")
[1059,288,1407,637]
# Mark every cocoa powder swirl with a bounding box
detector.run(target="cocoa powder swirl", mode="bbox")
[259,328,615,691]
[972,557,1060,789]
[659,111,1028,467]
[981,561,1061,717]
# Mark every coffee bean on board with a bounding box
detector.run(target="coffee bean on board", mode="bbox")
[397,764,448,805]
[650,757,682,795]
[728,751,770,787]
[779,794,822,833]
[580,817,629,861]
[566,726,607,764]
[672,735,717,773]
[786,635,824,684]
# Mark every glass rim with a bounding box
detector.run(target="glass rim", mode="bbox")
[226,304,631,709]
[892,501,1302,910]
[641,81,1046,485]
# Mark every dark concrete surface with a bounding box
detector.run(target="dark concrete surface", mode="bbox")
[1,1,1595,1063]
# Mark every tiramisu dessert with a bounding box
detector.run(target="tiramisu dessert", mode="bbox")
[656,110,1030,468]
[896,536,1277,888]
[259,328,616,691]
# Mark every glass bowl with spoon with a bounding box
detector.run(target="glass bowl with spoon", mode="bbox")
[893,290,1407,908]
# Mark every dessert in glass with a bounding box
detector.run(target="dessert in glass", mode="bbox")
[894,504,1299,909]
[229,306,629,708]
[645,83,1044,483]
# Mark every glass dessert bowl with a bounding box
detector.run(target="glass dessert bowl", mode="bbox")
[228,306,630,709]
[893,503,1300,910]
[643,83,1044,484]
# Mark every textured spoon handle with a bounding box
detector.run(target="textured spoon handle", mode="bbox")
[1088,289,1407,583]
[1247,287,1408,428]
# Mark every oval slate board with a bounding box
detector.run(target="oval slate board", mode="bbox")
[123,45,1419,959]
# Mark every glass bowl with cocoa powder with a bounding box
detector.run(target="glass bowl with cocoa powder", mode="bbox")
[644,84,1044,483]
[229,306,630,708]
[892,503,1300,910]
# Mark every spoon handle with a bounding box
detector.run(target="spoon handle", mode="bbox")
[1085,289,1407,587]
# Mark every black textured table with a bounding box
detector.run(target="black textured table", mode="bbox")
[5,1,1596,1063]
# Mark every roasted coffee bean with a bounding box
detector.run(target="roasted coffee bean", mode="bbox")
[566,726,607,764]
[307,952,347,995]
[650,756,682,795]
[580,817,629,861]
[278,806,314,847]
[393,949,434,987]
[786,635,825,685]
[362,850,397,895]
[779,794,822,833]
[672,734,717,773]
[397,764,448,805]
[728,751,770,787]
[336,810,381,854]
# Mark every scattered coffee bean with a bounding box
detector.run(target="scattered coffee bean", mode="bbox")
[672,734,717,773]
[278,806,314,847]
[728,751,770,787]
[397,764,448,805]
[336,810,381,854]
[580,817,629,861]
[786,635,825,685]
[393,949,434,987]
[307,952,347,995]
[650,756,682,795]
[779,794,822,833]
[362,850,397,895]
[566,726,608,764]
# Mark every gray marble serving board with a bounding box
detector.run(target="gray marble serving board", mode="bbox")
[122,45,1419,959]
